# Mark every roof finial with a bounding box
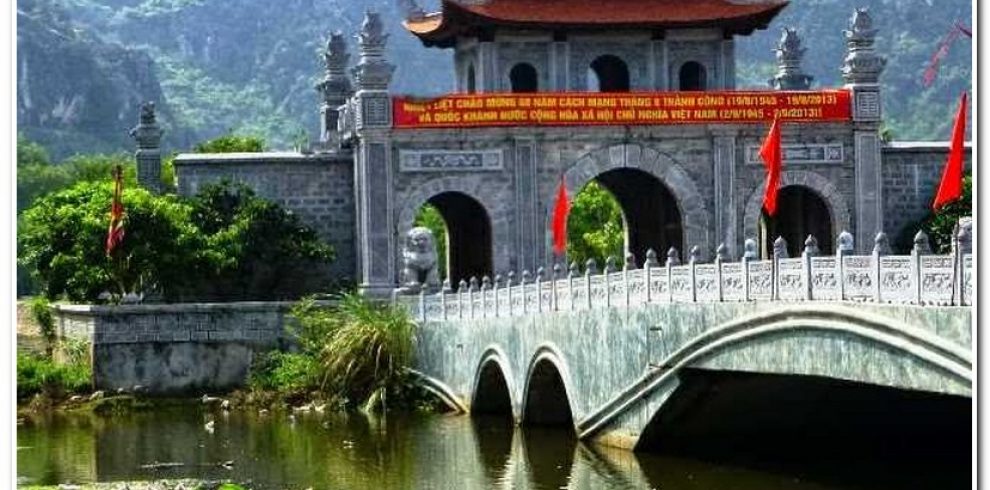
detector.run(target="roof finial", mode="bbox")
[770,27,812,90]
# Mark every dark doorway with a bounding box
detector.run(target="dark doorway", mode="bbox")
[427,192,493,285]
[589,55,631,92]
[679,61,707,91]
[523,360,573,427]
[594,168,683,265]
[760,186,833,257]
[510,63,538,93]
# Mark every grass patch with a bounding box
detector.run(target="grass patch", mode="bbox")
[17,350,90,401]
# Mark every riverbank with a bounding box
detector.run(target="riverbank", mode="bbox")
[21,480,246,490]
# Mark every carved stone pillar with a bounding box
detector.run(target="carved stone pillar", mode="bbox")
[769,28,812,90]
[550,40,569,91]
[351,11,396,296]
[316,32,352,148]
[514,138,539,272]
[129,102,163,193]
[478,41,498,92]
[712,128,738,257]
[842,9,887,253]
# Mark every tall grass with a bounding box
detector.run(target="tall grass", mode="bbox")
[17,351,91,400]
[315,294,415,410]
[251,294,418,411]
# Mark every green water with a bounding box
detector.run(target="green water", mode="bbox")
[17,408,967,489]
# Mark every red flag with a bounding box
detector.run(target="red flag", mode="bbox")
[105,165,125,256]
[760,119,783,216]
[551,177,570,256]
[933,92,968,211]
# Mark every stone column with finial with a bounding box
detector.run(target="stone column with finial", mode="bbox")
[842,8,887,253]
[769,28,813,90]
[129,102,164,193]
[316,31,352,149]
[351,10,397,297]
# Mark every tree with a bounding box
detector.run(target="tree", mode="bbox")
[193,133,265,153]
[188,180,335,301]
[566,181,625,268]
[902,173,972,253]
[19,181,204,302]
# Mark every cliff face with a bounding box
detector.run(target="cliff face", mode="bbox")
[17,0,176,159]
[17,0,972,157]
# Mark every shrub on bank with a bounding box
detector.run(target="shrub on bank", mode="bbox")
[248,294,426,412]
[17,352,91,400]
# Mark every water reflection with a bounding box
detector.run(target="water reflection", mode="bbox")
[18,407,967,490]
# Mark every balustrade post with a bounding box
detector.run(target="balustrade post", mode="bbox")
[836,231,854,301]
[715,243,728,302]
[458,279,467,319]
[552,264,561,312]
[666,248,679,303]
[802,235,819,300]
[521,270,531,314]
[772,237,788,301]
[605,256,617,307]
[954,220,972,306]
[585,258,596,310]
[743,238,757,302]
[482,276,491,318]
[536,267,545,313]
[418,287,426,322]
[469,277,479,319]
[493,274,502,317]
[568,262,579,311]
[507,272,516,316]
[441,279,449,320]
[689,246,700,303]
[645,249,658,303]
[910,231,930,304]
[872,232,889,303]
[624,253,635,307]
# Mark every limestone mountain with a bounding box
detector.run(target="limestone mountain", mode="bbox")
[18,0,971,157]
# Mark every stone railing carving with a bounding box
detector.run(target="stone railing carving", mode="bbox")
[398,229,973,323]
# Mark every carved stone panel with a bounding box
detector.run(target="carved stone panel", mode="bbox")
[878,256,913,303]
[399,149,504,172]
[745,143,843,165]
[920,255,954,305]
[809,257,839,300]
[721,262,745,301]
[777,258,804,300]
[748,260,773,300]
[842,255,874,300]
[695,264,718,302]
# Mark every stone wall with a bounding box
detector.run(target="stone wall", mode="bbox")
[53,302,310,393]
[174,151,356,282]
[881,142,973,251]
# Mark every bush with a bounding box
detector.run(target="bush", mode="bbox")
[17,352,91,400]
[29,297,55,354]
[248,351,320,394]
[18,181,205,302]
[315,294,416,410]
[895,173,972,253]
[193,134,265,153]
[188,180,335,301]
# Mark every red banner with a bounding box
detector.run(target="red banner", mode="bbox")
[393,90,851,128]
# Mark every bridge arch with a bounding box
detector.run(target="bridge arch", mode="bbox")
[521,344,578,427]
[397,178,512,284]
[742,170,851,257]
[578,304,971,440]
[554,144,711,261]
[470,346,518,418]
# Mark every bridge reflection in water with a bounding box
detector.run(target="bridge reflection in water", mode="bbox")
[18,404,969,489]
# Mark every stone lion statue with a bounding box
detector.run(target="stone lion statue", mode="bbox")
[401,227,440,292]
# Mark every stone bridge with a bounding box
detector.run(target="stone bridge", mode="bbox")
[400,231,973,450]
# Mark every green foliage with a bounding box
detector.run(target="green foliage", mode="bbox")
[17,352,91,400]
[18,176,335,303]
[248,351,321,394]
[19,181,204,302]
[189,180,334,301]
[413,204,448,280]
[29,297,56,352]
[898,173,972,253]
[193,133,266,153]
[566,181,625,267]
[279,294,417,411]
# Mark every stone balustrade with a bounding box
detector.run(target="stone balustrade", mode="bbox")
[399,229,973,323]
